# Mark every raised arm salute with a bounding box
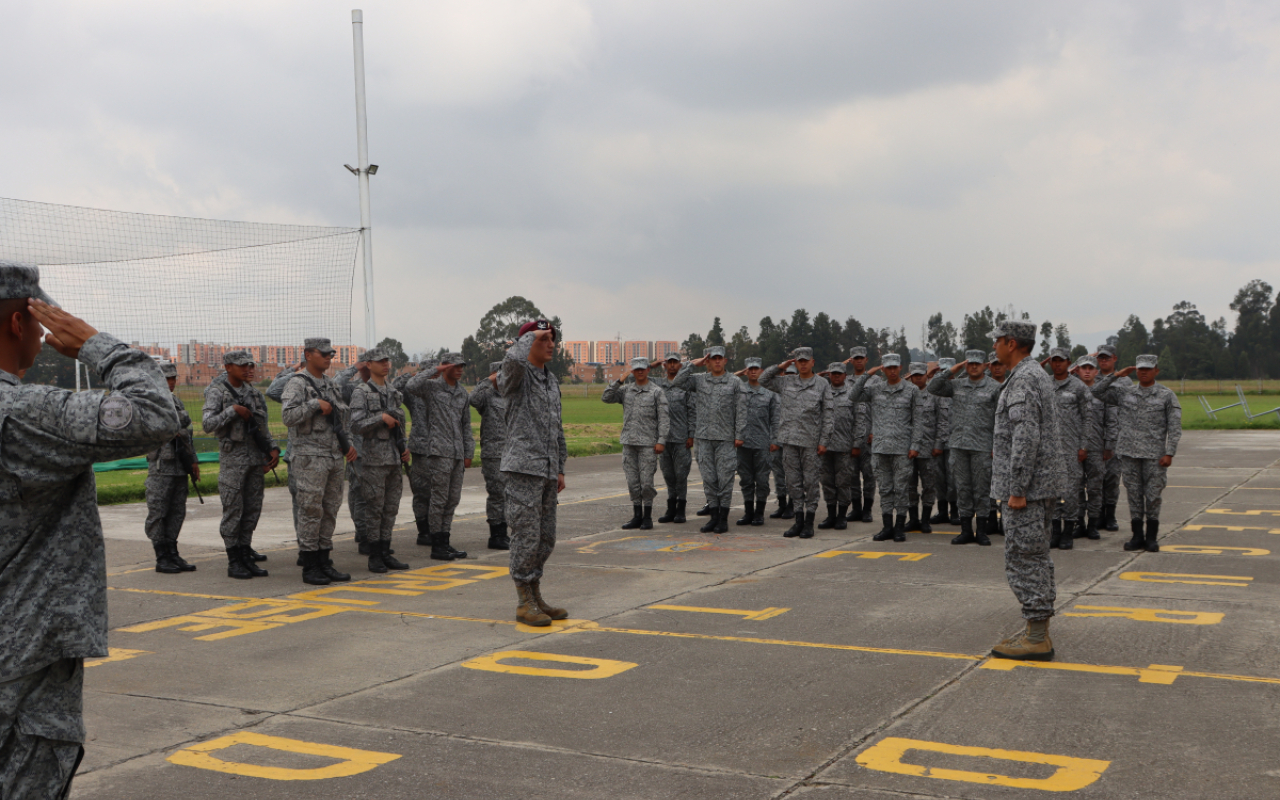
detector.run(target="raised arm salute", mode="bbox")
[672,345,743,534]
[602,357,670,530]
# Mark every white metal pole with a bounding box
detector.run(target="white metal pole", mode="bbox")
[352,9,376,349]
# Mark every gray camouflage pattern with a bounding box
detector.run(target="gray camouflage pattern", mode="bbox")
[758,366,834,448]
[291,453,345,551]
[926,370,1004,451]
[622,444,659,505]
[203,376,276,467]
[146,392,194,476]
[470,381,508,524]
[602,379,671,445]
[990,357,1065,502]
[425,455,464,533]
[1002,498,1057,621]
[698,438,738,506]
[661,445,693,501]
[280,372,349,458]
[736,383,779,450]
[402,374,475,461]
[783,444,823,513]
[1121,456,1168,521]
[874,453,913,514]
[672,366,743,442]
[356,464,402,542]
[770,447,788,499]
[650,371,697,443]
[826,380,855,450]
[738,447,772,503]
[348,380,406,466]
[847,374,927,456]
[1091,376,1182,459]
[144,391,193,546]
[909,455,937,506]
[950,448,993,518]
[0,658,84,795]
[506,472,559,585]
[499,333,567,479]
[820,450,852,506]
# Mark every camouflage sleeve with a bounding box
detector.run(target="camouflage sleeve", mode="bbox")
[347,384,382,436]
[469,383,490,413]
[769,392,781,441]
[758,364,782,391]
[265,366,296,403]
[657,388,670,443]
[463,389,476,461]
[201,383,238,435]
[686,389,697,436]
[403,371,444,399]
[601,380,625,404]
[937,398,951,446]
[1073,386,1087,452]
[819,382,834,448]
[913,391,933,453]
[1165,392,1182,457]
[500,333,534,398]
[1090,374,1125,406]
[1007,387,1044,498]
[735,390,747,442]
[557,406,568,474]
[253,390,278,452]
[1104,403,1120,450]
[926,372,956,398]
[280,375,322,427]
[333,364,361,404]
[671,364,697,391]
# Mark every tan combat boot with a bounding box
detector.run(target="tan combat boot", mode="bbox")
[531,581,568,620]
[516,584,551,627]
[991,619,1054,661]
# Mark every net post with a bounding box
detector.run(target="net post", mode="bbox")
[352,9,376,348]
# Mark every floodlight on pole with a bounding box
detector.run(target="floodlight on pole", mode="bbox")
[350,9,376,349]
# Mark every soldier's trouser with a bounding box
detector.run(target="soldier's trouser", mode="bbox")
[622,444,659,505]
[481,456,507,524]
[873,453,913,515]
[427,456,465,533]
[0,658,84,800]
[1081,451,1105,519]
[1001,499,1056,621]
[851,448,875,505]
[737,447,772,503]
[933,449,950,504]
[285,453,298,530]
[505,471,558,585]
[1103,454,1122,506]
[1054,454,1083,521]
[659,442,692,501]
[357,464,402,542]
[696,439,737,506]
[292,454,345,552]
[770,448,788,499]
[782,444,823,514]
[1122,456,1167,521]
[144,473,187,545]
[819,450,852,506]
[347,461,366,539]
[218,461,265,549]
[950,448,993,519]
[409,453,432,523]
[908,456,937,506]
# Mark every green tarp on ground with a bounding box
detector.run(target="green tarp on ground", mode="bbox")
[93,451,221,473]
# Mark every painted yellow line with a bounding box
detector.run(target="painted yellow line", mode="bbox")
[1206,509,1280,516]
[168,731,400,780]
[1183,524,1280,534]
[646,604,790,621]
[857,737,1109,792]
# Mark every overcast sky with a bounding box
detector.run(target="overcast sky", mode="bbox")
[4,1,1278,354]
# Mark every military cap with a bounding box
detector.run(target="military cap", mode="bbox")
[1135,354,1159,369]
[938,357,956,370]
[881,353,901,368]
[1050,347,1071,361]
[489,361,503,374]
[826,362,846,374]
[849,346,868,358]
[440,351,467,366]
[785,364,798,375]
[706,346,726,358]
[630,357,650,371]
[965,349,987,363]
[663,352,681,363]
[987,351,998,363]
[362,346,390,362]
[744,357,762,369]
[0,262,57,306]
[907,361,927,376]
[791,347,813,361]
[304,337,335,355]
[224,349,254,366]
[517,319,557,340]
[1097,344,1117,357]
[159,361,178,378]
[987,320,1037,342]
[1075,355,1098,369]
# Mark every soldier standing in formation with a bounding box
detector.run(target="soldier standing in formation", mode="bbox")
[652,353,696,524]
[904,362,940,534]
[988,321,1063,661]
[1044,347,1091,549]
[203,350,279,579]
[347,347,411,573]
[673,345,743,535]
[845,348,876,523]
[332,361,372,553]
[768,363,797,520]
[1091,354,1182,552]
[760,348,834,539]
[1094,344,1127,531]
[281,338,357,585]
[847,354,925,542]
[0,268,181,796]
[929,357,957,526]
[734,357,779,526]
[470,361,511,549]
[500,321,569,627]
[145,361,199,574]
[816,362,852,531]
[928,349,1004,546]
[1072,355,1107,541]
[394,357,437,552]
[404,353,474,561]
[602,357,670,530]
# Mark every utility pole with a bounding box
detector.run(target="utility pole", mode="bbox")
[348,9,378,349]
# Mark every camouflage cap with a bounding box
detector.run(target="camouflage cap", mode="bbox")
[1075,355,1098,369]
[1050,347,1071,361]
[362,346,390,362]
[907,361,927,376]
[987,320,1037,342]
[706,346,726,358]
[881,353,902,368]
[744,357,762,369]
[987,351,998,363]
[938,357,956,369]
[1136,354,1159,369]
[663,352,682,363]
[224,349,254,366]
[630,357,650,371]
[489,361,503,374]
[440,352,467,366]
[0,262,57,306]
[159,361,178,378]
[791,347,813,361]
[849,346,868,358]
[965,349,987,363]
[825,362,846,374]
[304,337,334,355]
[785,364,798,374]
[1097,344,1118,357]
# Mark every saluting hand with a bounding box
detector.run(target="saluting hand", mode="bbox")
[29,299,97,359]
[1115,366,1138,378]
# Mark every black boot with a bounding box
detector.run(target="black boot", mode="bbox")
[441,533,468,560]
[154,542,182,574]
[847,497,861,521]
[225,547,253,580]
[948,503,961,525]
[319,549,350,582]
[990,509,1002,535]
[752,499,765,526]
[780,496,796,520]
[834,504,847,530]
[1058,521,1075,550]
[1123,519,1145,551]
[783,510,804,538]
[246,547,268,562]
[951,517,976,545]
[1050,519,1063,549]
[1085,515,1101,540]
[488,522,510,550]
[861,497,874,523]
[974,515,992,546]
[696,503,712,517]
[640,504,653,530]
[239,545,269,577]
[700,508,720,534]
[381,540,410,570]
[167,543,197,572]
[920,504,933,534]
[737,501,755,526]
[415,518,432,548]
[798,510,815,539]
[873,513,894,541]
[818,504,838,530]
[358,539,373,555]
[301,550,330,585]
[1074,517,1087,538]
[368,541,388,573]
[904,505,922,532]
[893,513,907,542]
[1145,519,1160,552]
[621,504,643,530]
[657,498,677,523]
[770,495,788,519]
[929,499,949,525]
[674,499,687,523]
[714,506,729,534]
[430,532,456,561]
[1104,503,1120,531]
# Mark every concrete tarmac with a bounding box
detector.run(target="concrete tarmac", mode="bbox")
[73,430,1280,799]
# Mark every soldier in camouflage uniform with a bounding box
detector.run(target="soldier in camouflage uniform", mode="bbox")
[734,357,779,526]
[0,266,181,797]
[928,349,1004,546]
[281,338,357,585]
[1043,347,1091,549]
[203,350,280,579]
[393,358,437,551]
[769,363,798,520]
[603,357,670,530]
[470,361,510,549]
[404,353,475,561]
[651,353,697,523]
[987,350,1006,534]
[1071,355,1106,541]
[928,357,957,526]
[348,347,411,573]
[266,361,302,529]
[761,348,834,539]
[1092,354,1182,552]
[989,321,1064,661]
[331,361,371,552]
[816,362,853,530]
[1095,343,1128,531]
[847,354,926,542]
[904,362,940,533]
[845,347,876,522]
[144,361,199,574]
[500,321,569,627]
[673,345,744,534]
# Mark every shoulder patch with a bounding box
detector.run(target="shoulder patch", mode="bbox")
[99,394,134,430]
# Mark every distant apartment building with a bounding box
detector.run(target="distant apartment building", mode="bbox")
[568,361,628,383]
[593,340,622,364]
[623,340,652,362]
[653,341,680,360]
[562,340,593,365]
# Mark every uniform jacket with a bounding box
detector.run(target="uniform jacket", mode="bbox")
[469,381,507,453]
[758,366,834,448]
[1091,376,1182,459]
[672,367,742,442]
[650,371,697,442]
[393,366,431,455]
[914,386,940,454]
[847,374,926,456]
[936,396,952,449]
[927,372,1004,452]
[1098,372,1132,451]
[403,374,476,461]
[147,392,195,477]
[850,372,874,445]
[991,356,1064,501]
[825,380,856,451]
[280,371,351,458]
[1052,374,1091,454]
[1081,383,1107,453]
[202,374,276,467]
[498,332,567,479]
[348,379,407,466]
[602,379,670,446]
[736,382,780,450]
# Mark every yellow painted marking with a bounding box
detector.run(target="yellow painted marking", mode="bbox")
[815,551,931,561]
[117,600,349,641]
[1167,486,1227,489]
[289,564,509,605]
[1161,545,1270,556]
[856,737,1109,792]
[85,648,150,667]
[1063,605,1224,625]
[167,731,400,780]
[982,659,1186,684]
[646,604,790,621]
[462,650,637,679]
[655,541,713,553]
[1205,509,1280,516]
[1182,525,1280,534]
[575,535,651,555]
[1120,571,1253,587]
[514,618,597,634]
[588,624,980,661]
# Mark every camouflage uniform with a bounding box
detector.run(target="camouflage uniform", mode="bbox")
[602,373,670,506]
[1092,369,1182,521]
[932,358,956,516]
[1079,367,1107,526]
[144,388,195,550]
[848,366,876,515]
[393,361,435,527]
[1051,366,1091,524]
[848,370,926,516]
[331,365,368,542]
[469,363,508,526]
[404,360,475,536]
[991,350,1064,621]
[908,376,940,508]
[266,365,299,527]
[0,265,180,799]
[760,358,834,515]
[280,361,350,553]
[736,377,779,505]
[672,361,743,508]
[348,377,406,543]
[1099,360,1131,517]
[203,368,276,550]
[651,367,696,503]
[499,332,567,586]
[927,362,1003,519]
[821,371,855,508]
